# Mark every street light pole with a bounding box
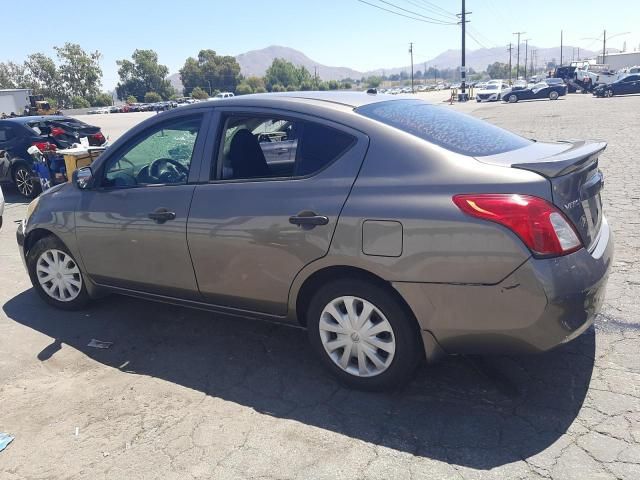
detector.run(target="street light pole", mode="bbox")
[524,39,530,79]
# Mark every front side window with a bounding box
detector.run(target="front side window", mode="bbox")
[215,114,355,180]
[103,115,202,188]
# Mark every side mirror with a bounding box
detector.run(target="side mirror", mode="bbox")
[73,166,93,190]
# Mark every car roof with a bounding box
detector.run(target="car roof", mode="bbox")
[182,91,408,112]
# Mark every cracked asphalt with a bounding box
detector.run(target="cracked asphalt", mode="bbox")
[0,93,638,479]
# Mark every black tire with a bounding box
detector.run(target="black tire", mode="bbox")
[12,163,39,198]
[306,278,423,391]
[27,235,91,310]
[605,89,614,98]
[507,94,518,103]
[549,90,559,100]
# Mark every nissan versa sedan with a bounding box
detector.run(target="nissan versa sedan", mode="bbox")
[16,92,613,390]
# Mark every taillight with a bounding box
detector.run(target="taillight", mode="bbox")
[32,141,57,152]
[453,194,582,257]
[92,132,105,141]
[50,127,65,136]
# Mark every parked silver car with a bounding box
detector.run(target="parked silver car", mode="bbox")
[16,92,613,390]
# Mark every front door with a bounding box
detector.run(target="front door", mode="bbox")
[75,113,206,298]
[187,111,368,315]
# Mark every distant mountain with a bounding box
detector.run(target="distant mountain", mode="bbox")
[364,45,600,76]
[167,44,601,93]
[237,45,363,80]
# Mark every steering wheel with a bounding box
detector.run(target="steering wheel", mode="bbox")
[148,158,189,183]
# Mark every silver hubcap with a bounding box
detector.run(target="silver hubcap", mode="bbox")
[319,296,396,377]
[36,249,82,302]
[15,168,33,196]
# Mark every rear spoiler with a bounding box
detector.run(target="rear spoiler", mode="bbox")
[512,140,607,177]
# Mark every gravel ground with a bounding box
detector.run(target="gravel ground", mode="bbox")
[0,93,638,480]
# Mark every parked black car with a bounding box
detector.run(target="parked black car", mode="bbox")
[0,117,56,197]
[27,116,106,148]
[503,82,567,103]
[593,74,640,97]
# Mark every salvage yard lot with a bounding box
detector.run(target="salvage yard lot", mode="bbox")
[1,93,639,480]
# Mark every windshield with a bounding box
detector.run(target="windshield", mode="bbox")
[356,100,531,157]
[484,85,498,90]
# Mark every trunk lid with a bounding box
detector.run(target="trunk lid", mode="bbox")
[476,140,607,250]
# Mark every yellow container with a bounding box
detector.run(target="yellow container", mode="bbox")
[61,147,104,182]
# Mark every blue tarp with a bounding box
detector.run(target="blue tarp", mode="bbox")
[0,432,14,452]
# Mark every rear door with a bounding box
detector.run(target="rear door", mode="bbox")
[187,109,368,315]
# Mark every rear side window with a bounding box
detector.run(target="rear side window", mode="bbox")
[0,125,12,142]
[356,100,531,157]
[215,114,355,181]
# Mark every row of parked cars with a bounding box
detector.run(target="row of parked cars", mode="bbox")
[0,115,106,197]
[87,92,237,115]
[474,78,568,103]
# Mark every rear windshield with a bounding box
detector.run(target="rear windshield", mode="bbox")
[356,100,531,157]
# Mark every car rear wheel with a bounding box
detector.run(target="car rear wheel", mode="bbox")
[27,236,91,310]
[605,89,614,98]
[12,164,38,198]
[549,90,559,100]
[508,94,518,103]
[306,278,422,391]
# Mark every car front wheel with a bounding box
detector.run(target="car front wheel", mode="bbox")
[306,278,423,391]
[507,94,518,103]
[549,91,559,100]
[605,89,614,98]
[27,236,91,310]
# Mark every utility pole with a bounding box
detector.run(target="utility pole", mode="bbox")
[577,47,580,60]
[560,30,563,65]
[424,62,427,85]
[507,43,513,84]
[524,39,530,79]
[409,42,414,92]
[434,65,437,84]
[513,31,525,79]
[457,0,471,100]
[602,29,607,63]
[314,66,318,89]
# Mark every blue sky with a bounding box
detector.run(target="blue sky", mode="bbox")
[2,0,638,89]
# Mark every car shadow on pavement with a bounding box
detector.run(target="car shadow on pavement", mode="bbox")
[3,289,595,470]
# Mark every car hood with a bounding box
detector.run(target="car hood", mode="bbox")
[477,89,501,94]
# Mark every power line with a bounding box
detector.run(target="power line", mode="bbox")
[467,29,489,49]
[356,0,456,24]
[401,0,456,20]
[416,0,457,17]
[375,0,457,24]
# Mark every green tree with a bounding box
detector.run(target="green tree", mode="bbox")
[328,80,339,90]
[271,84,285,92]
[144,91,163,103]
[486,62,510,79]
[126,95,137,104]
[318,81,329,91]
[235,83,253,95]
[245,76,265,92]
[179,49,241,96]
[264,59,312,91]
[92,92,113,106]
[342,81,352,89]
[24,53,63,102]
[71,96,90,108]
[0,61,29,89]
[54,43,102,101]
[190,86,209,99]
[116,49,174,101]
[366,76,382,88]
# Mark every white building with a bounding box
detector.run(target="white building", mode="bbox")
[0,88,32,116]
[596,51,640,71]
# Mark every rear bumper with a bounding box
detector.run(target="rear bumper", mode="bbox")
[394,217,613,355]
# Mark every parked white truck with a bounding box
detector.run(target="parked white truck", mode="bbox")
[0,88,31,116]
